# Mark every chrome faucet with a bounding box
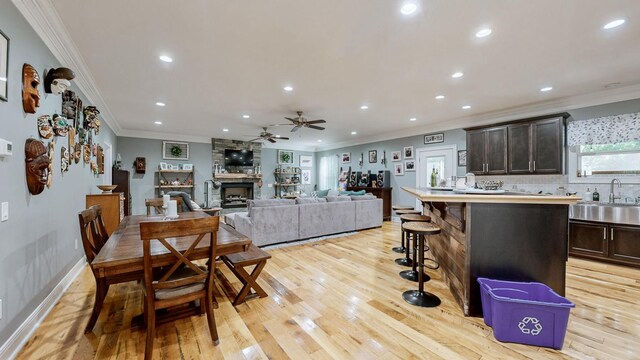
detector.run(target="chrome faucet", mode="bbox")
[609,178,622,203]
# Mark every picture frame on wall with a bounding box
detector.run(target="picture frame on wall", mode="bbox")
[368,150,377,163]
[424,133,444,144]
[301,169,311,184]
[159,162,168,171]
[182,163,194,171]
[163,141,189,160]
[403,146,414,159]
[458,150,467,167]
[394,163,404,176]
[299,155,313,167]
[391,151,402,162]
[0,29,9,102]
[278,150,294,164]
[404,160,416,172]
[341,152,351,163]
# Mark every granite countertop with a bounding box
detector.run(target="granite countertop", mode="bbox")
[402,187,581,205]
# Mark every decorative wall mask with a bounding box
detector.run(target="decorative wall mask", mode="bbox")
[97,145,104,174]
[44,67,75,94]
[22,63,40,113]
[83,144,91,164]
[74,143,81,164]
[47,140,54,188]
[77,127,86,145]
[68,127,76,163]
[25,139,50,195]
[52,114,69,136]
[61,146,69,173]
[61,90,82,126]
[37,115,53,139]
[83,106,100,134]
[92,143,97,156]
[90,161,98,175]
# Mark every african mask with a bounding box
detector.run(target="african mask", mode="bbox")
[77,127,86,145]
[90,161,98,175]
[74,143,81,164]
[37,115,53,139]
[47,140,55,188]
[83,106,101,134]
[62,90,81,125]
[68,128,76,163]
[52,114,69,137]
[44,67,75,94]
[61,147,69,173]
[83,144,91,164]
[22,64,41,113]
[25,139,50,195]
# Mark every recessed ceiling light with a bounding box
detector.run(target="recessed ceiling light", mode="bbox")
[435,95,445,100]
[360,105,369,110]
[317,139,323,143]
[475,28,492,38]
[222,128,229,132]
[275,134,281,138]
[159,55,173,63]
[540,86,553,92]
[154,121,162,125]
[462,105,471,110]
[0,77,6,82]
[283,86,294,92]
[603,19,625,30]
[242,114,250,119]
[400,2,417,15]
[409,118,417,121]
[451,72,464,79]
[155,102,166,107]
[351,131,357,135]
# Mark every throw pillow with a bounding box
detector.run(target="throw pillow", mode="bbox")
[316,189,330,197]
[350,190,366,196]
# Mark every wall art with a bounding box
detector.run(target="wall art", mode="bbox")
[368,150,377,163]
[61,146,69,173]
[394,163,404,176]
[404,160,416,171]
[182,163,193,171]
[83,144,91,164]
[159,162,168,171]
[22,63,40,113]
[278,150,294,164]
[299,155,312,167]
[37,115,53,139]
[74,143,81,164]
[97,145,104,174]
[301,169,311,184]
[391,150,402,162]
[25,138,50,195]
[457,150,467,167]
[44,67,74,94]
[83,106,101,135]
[52,114,69,136]
[68,128,76,163]
[163,141,189,160]
[424,133,444,144]
[62,90,82,127]
[0,29,8,101]
[47,140,54,188]
[403,146,414,159]
[341,152,351,164]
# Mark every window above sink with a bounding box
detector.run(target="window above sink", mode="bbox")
[569,140,640,184]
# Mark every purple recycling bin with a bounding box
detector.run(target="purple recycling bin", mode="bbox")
[477,278,575,349]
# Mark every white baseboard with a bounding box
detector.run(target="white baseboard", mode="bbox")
[0,257,86,360]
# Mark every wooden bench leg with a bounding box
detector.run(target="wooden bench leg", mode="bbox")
[230,261,268,306]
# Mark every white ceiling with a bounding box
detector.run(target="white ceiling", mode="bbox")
[32,0,640,149]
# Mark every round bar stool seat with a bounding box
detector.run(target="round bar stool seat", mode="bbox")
[399,214,430,222]
[392,205,415,211]
[398,214,432,282]
[401,222,442,308]
[395,214,429,266]
[392,209,422,254]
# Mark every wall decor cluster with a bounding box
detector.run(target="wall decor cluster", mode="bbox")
[390,146,415,176]
[25,138,50,195]
[0,29,8,101]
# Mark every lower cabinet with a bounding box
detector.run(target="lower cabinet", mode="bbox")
[569,220,640,267]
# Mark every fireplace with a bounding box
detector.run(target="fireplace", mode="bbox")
[220,182,254,208]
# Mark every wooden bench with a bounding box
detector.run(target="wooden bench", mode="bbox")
[221,244,271,305]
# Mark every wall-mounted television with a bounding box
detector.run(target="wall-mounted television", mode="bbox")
[224,149,254,166]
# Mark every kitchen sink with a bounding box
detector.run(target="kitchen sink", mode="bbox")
[570,203,640,226]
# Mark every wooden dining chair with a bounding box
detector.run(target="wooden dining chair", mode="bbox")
[139,216,220,359]
[145,197,184,216]
[79,205,142,333]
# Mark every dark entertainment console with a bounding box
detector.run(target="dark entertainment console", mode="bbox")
[347,186,392,221]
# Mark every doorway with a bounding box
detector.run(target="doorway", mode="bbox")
[103,142,112,185]
[415,145,457,209]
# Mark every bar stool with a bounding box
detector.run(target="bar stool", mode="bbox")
[398,214,432,282]
[392,205,415,211]
[401,221,442,308]
[391,209,420,266]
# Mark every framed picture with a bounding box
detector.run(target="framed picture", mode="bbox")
[404,160,416,172]
[182,163,194,171]
[0,29,9,101]
[163,141,189,160]
[278,150,294,164]
[299,155,313,167]
[368,150,377,163]
[301,169,311,184]
[457,150,467,167]
[391,151,402,162]
[394,163,404,176]
[159,162,168,171]
[424,133,444,144]
[170,164,180,170]
[404,146,414,159]
[341,152,351,164]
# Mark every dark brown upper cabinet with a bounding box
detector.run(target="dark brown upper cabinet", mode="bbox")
[466,113,567,175]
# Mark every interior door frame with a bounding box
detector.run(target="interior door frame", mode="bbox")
[103,141,113,185]
[415,144,457,209]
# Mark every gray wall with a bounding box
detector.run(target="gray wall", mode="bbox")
[261,148,317,198]
[0,1,118,347]
[118,137,212,215]
[316,129,466,206]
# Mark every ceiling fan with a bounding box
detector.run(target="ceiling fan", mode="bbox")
[274,111,326,132]
[246,127,289,143]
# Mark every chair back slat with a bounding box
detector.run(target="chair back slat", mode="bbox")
[78,205,110,263]
[145,197,184,216]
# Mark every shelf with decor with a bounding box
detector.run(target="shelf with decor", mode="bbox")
[273,166,302,198]
[155,167,195,198]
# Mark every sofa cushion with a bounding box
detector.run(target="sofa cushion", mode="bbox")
[248,199,296,217]
[326,195,352,202]
[296,198,328,204]
[327,189,339,197]
[350,194,377,201]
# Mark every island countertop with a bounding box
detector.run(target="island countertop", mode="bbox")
[402,187,580,205]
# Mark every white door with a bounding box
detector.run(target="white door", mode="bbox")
[416,145,457,210]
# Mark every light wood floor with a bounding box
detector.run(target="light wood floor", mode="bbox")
[16,222,640,359]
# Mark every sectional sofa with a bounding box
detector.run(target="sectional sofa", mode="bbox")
[230,196,383,247]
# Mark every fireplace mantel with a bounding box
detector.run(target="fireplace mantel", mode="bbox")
[214,173,262,181]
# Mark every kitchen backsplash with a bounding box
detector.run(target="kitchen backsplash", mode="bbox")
[475,175,640,201]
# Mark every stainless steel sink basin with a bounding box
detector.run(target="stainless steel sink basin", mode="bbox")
[570,203,640,226]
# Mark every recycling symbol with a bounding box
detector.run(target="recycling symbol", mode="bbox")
[518,317,542,336]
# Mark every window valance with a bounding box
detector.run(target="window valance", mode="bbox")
[567,112,640,147]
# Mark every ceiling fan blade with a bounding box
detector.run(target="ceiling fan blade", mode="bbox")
[269,123,292,127]
[307,125,325,130]
[267,138,277,143]
[284,117,298,122]
[247,138,262,142]
[278,137,290,140]
[291,126,300,132]
[307,119,326,124]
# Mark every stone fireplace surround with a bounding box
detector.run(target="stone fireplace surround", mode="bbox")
[211,138,263,209]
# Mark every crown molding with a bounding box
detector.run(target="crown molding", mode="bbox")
[261,143,317,152]
[12,0,123,135]
[316,83,640,151]
[118,129,211,144]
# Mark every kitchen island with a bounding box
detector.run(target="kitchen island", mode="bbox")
[402,187,580,316]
